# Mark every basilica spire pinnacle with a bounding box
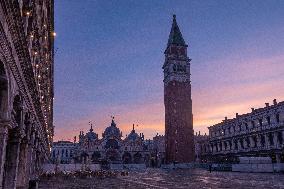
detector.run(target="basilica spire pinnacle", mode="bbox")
[167,14,187,47]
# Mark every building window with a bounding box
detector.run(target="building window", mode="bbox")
[276,114,280,123]
[250,121,254,128]
[246,138,250,147]
[240,139,244,149]
[269,133,274,146]
[234,140,238,150]
[267,116,271,125]
[261,135,265,147]
[258,119,262,127]
[278,132,283,145]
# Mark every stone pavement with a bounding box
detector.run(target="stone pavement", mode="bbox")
[39,168,284,189]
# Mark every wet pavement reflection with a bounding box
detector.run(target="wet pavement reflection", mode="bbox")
[39,168,284,189]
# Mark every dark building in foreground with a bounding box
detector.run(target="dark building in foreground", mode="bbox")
[0,1,54,188]
[163,15,195,163]
[197,100,284,163]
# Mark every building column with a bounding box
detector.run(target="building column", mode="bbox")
[3,129,22,189]
[0,122,10,189]
[237,139,242,150]
[212,144,216,153]
[256,135,261,147]
[273,132,278,148]
[264,134,270,148]
[249,136,255,148]
[226,141,231,151]
[276,154,281,163]
[243,138,248,149]
[218,143,221,152]
[222,141,226,151]
[16,138,28,188]
[231,140,236,150]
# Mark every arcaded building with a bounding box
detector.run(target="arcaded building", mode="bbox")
[0,1,54,188]
[163,15,195,163]
[51,119,165,167]
[197,100,284,163]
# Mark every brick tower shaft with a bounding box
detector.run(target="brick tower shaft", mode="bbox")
[163,15,195,163]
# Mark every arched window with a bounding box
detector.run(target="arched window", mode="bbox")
[267,116,271,125]
[276,114,280,123]
[278,132,283,145]
[258,119,262,127]
[251,121,255,128]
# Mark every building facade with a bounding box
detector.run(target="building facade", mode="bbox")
[51,119,165,167]
[0,1,54,188]
[51,141,75,164]
[163,15,195,163]
[197,100,284,163]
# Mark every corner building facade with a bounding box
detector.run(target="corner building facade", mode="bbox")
[0,1,54,188]
[197,100,284,164]
[163,15,195,163]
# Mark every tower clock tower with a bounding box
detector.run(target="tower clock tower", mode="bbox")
[163,15,195,163]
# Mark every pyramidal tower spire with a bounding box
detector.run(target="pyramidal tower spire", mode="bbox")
[167,14,187,48]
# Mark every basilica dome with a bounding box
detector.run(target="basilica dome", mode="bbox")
[102,119,122,139]
[125,124,141,141]
[85,125,98,141]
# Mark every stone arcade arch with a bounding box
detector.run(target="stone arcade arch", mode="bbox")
[122,152,132,164]
[106,149,120,162]
[91,151,101,163]
[133,152,143,164]
[80,152,89,164]
[3,95,23,189]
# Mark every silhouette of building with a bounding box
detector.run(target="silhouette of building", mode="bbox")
[51,119,165,166]
[0,1,54,188]
[163,15,195,163]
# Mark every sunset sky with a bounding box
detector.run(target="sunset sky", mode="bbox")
[54,0,284,141]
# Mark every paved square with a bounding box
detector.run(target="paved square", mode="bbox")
[39,168,284,189]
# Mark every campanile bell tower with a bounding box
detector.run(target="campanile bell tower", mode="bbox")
[163,15,195,163]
